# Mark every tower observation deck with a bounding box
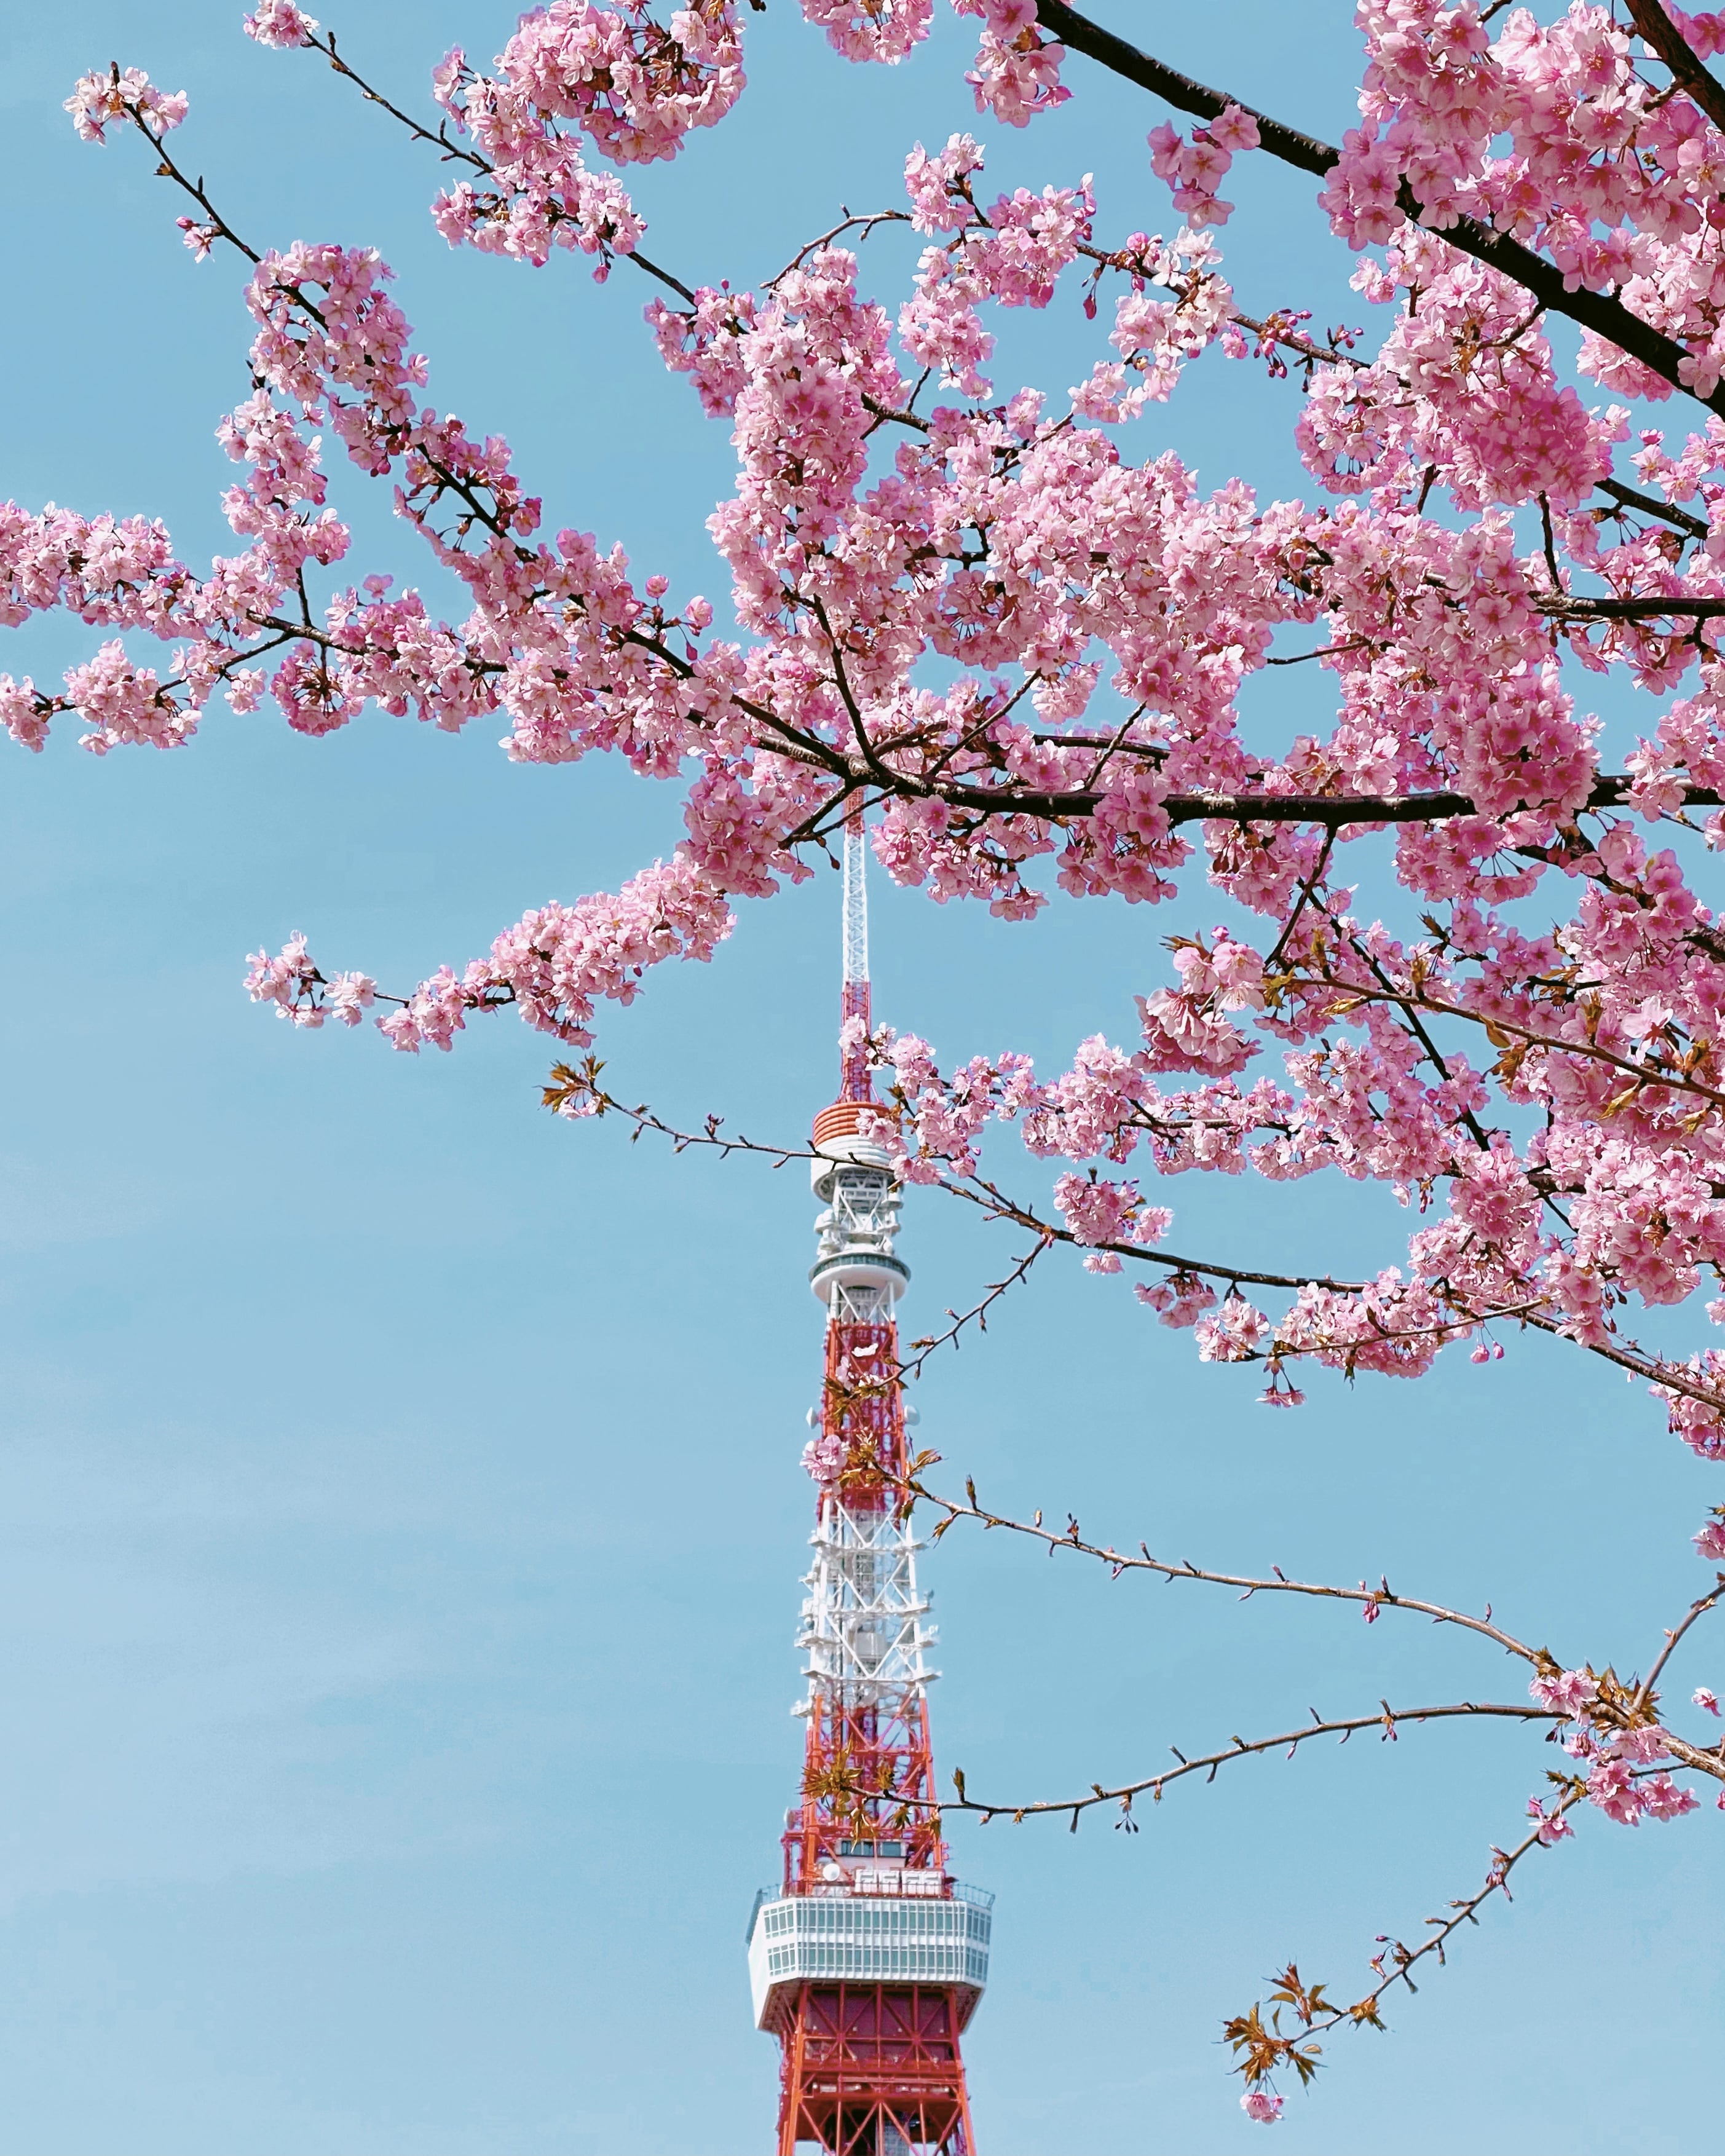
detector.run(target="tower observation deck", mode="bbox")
[748,816,989,2156]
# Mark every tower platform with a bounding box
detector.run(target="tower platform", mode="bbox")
[748,1883,992,2030]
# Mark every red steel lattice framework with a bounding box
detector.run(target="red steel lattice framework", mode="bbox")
[746,818,990,2156]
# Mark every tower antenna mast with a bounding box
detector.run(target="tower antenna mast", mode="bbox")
[747,813,991,2155]
[840,810,871,1103]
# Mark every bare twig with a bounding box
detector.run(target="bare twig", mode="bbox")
[905,1483,1540,1660]
[934,1702,1562,1828]
[1635,1579,1725,1712]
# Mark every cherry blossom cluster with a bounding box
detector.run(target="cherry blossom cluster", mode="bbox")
[248,851,733,1051]
[898,134,1095,398]
[30,4,1725,2126]
[1528,1661,1705,1824]
[1323,2,1725,398]
[950,0,1068,125]
[1147,103,1261,229]
[63,66,188,144]
[243,1,321,45]
[27,0,1725,1751]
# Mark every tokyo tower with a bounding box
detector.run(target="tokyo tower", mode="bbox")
[746,817,992,2155]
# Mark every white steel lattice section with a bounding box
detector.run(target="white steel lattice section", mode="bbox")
[810,1160,909,1316]
[831,1284,894,1324]
[822,1167,902,1252]
[799,1498,938,1701]
[842,818,869,987]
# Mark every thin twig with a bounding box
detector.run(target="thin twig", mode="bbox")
[933,1703,1562,1826]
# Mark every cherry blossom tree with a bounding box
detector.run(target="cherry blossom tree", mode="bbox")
[14,0,1725,2123]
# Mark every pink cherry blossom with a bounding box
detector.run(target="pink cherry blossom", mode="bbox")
[64,67,188,144]
[1148,105,1258,229]
[1585,1756,1645,1825]
[1530,1668,1599,1720]
[1640,1775,1701,1822]
[953,0,1068,125]
[799,0,933,63]
[243,1,319,46]
[1526,1796,1574,1845]
[35,1,1725,2126]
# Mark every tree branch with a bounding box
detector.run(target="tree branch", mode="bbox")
[1597,476,1711,542]
[1623,0,1725,135]
[936,1702,1562,1828]
[1635,1578,1725,1713]
[907,1482,1539,1660]
[1033,1,1725,417]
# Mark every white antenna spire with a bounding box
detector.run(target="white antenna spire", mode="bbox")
[842,813,869,989]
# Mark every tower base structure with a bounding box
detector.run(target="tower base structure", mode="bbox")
[769,1983,977,2156]
[748,1881,990,2155]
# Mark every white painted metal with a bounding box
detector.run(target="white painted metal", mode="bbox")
[843,815,869,987]
[810,1162,908,1302]
[798,1495,938,1702]
[810,1132,893,1199]
[748,1887,993,2028]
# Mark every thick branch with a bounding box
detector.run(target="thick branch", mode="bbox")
[1624,0,1725,135]
[853,772,1724,829]
[1033,1,1725,417]
[1597,476,1711,541]
[954,1167,1725,1421]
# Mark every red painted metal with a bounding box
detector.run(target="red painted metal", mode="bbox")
[780,1309,946,1893]
[769,1983,976,2156]
[840,979,873,1104]
[767,1078,979,2151]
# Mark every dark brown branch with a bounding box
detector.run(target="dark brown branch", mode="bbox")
[931,1174,1725,1422]
[1597,476,1711,541]
[1315,976,1725,1113]
[1298,1792,1584,2039]
[842,772,1724,829]
[1624,0,1725,135]
[1153,772,1725,825]
[1033,1,1725,417]
[1032,2,1340,175]
[1547,594,1725,621]
[119,93,262,267]
[898,1241,1054,1383]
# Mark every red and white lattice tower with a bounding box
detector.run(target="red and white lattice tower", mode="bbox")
[747,817,991,2155]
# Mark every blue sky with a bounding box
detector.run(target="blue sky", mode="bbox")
[2,4,1722,2152]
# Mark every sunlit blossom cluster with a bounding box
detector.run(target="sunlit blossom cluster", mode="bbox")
[21,0,1725,2123]
[27,17,1725,1498]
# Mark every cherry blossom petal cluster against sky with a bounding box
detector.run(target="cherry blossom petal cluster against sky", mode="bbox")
[11,0,1725,2124]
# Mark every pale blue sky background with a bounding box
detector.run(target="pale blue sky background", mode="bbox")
[1,4,1721,2152]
